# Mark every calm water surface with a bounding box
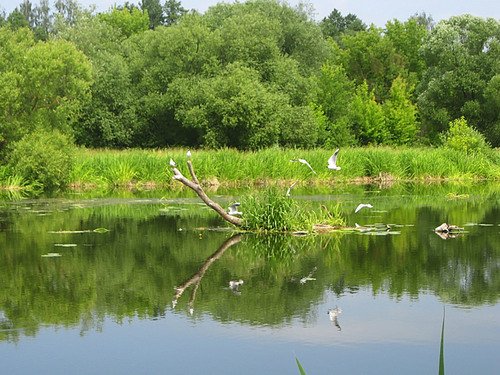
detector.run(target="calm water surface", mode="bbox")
[1,184,499,374]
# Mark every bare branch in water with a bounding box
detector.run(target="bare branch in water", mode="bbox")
[171,160,243,227]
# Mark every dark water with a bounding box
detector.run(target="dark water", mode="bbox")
[1,183,499,374]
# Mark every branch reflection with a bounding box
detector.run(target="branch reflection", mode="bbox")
[172,234,243,314]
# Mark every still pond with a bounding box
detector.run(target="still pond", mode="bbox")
[1,183,499,374]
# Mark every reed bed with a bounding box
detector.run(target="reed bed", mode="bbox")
[66,146,500,190]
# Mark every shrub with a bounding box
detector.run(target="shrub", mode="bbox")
[8,130,76,191]
[440,117,491,155]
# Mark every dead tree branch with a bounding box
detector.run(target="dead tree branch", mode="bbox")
[171,160,244,227]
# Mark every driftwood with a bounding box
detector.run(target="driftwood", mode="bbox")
[171,159,243,227]
[434,223,464,233]
[434,222,464,240]
[172,234,243,311]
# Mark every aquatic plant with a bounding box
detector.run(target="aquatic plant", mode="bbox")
[439,307,446,375]
[242,187,300,231]
[296,357,307,375]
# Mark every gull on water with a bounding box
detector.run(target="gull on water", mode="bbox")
[169,158,177,168]
[327,149,341,170]
[229,279,244,289]
[228,202,242,216]
[355,203,373,213]
[286,181,298,197]
[299,266,317,284]
[291,158,317,174]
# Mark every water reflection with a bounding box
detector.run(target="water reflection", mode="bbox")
[172,234,243,314]
[0,183,498,343]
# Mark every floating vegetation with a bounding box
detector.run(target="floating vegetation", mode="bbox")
[358,231,401,236]
[48,230,92,234]
[41,253,62,257]
[93,227,110,233]
[48,228,109,234]
[54,243,77,247]
[158,207,189,212]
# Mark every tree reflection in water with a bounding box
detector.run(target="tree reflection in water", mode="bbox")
[172,234,243,314]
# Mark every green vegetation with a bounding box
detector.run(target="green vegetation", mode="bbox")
[439,307,446,375]
[440,117,491,156]
[296,357,307,375]
[8,130,76,191]
[1,146,498,192]
[0,1,499,191]
[243,188,300,231]
[241,187,345,231]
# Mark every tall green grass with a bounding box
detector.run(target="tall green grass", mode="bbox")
[242,187,346,232]
[63,146,500,190]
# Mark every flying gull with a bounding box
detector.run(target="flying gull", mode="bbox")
[355,203,373,213]
[327,149,341,170]
[291,158,317,174]
[228,202,242,216]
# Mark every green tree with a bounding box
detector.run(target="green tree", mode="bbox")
[204,0,330,75]
[410,12,435,32]
[129,0,329,149]
[349,81,389,144]
[54,0,80,25]
[320,8,366,42]
[313,63,356,146]
[417,15,500,145]
[382,76,419,145]
[339,26,407,101]
[163,0,187,26]
[32,0,52,40]
[58,13,140,147]
[19,0,35,28]
[98,7,149,37]
[0,27,92,155]
[141,0,163,28]
[6,8,29,29]
[440,116,490,155]
[385,18,428,83]
[483,74,500,146]
[167,63,290,149]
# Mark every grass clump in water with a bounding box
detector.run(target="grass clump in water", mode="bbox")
[242,187,345,232]
[243,187,299,231]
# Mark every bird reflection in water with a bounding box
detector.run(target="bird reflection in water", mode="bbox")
[328,306,342,331]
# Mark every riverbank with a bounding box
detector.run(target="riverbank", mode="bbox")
[2,146,500,193]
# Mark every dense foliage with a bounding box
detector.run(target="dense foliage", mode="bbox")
[8,129,76,190]
[0,0,499,189]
